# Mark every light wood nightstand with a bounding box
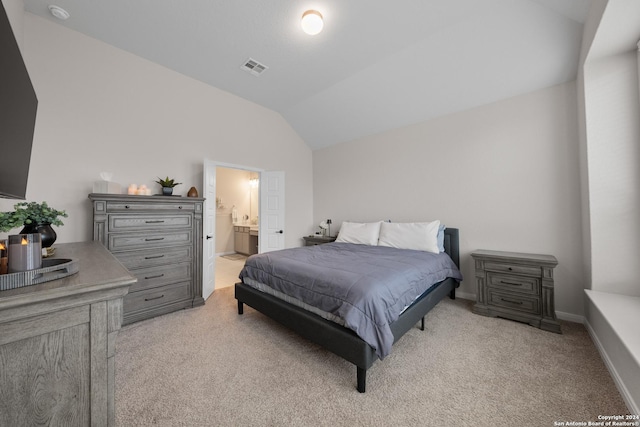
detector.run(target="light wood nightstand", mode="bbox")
[471,249,561,333]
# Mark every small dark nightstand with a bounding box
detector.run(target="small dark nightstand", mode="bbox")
[303,235,337,246]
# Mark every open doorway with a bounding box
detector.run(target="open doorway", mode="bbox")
[215,167,259,256]
[214,167,259,290]
[202,160,285,301]
[202,160,262,300]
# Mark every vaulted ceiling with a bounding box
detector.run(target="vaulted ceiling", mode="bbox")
[23,0,592,150]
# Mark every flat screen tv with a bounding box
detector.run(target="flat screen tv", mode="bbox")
[0,1,38,199]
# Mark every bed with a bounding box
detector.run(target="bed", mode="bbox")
[235,226,462,392]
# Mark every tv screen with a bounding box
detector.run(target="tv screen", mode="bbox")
[0,1,38,199]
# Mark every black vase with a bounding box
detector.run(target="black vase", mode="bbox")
[20,223,57,248]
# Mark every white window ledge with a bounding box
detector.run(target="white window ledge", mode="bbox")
[585,289,640,414]
[585,289,640,365]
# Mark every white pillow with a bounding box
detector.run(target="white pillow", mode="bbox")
[335,221,382,246]
[377,220,441,253]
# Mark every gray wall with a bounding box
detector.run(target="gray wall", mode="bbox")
[0,12,314,249]
[313,81,584,317]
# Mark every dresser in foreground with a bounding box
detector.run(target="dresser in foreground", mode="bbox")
[471,249,561,333]
[89,194,205,325]
[0,242,136,427]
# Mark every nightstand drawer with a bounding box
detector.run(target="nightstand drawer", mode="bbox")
[129,262,192,292]
[484,261,542,277]
[110,214,192,231]
[484,262,541,277]
[487,272,539,295]
[488,290,540,315]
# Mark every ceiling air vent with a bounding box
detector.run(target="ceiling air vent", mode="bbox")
[241,58,268,77]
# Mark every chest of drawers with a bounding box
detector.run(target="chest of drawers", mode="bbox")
[471,249,561,333]
[89,194,205,325]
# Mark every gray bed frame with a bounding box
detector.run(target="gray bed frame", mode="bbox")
[235,227,460,393]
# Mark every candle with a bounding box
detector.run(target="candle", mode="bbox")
[128,184,138,195]
[8,234,42,273]
[0,239,7,275]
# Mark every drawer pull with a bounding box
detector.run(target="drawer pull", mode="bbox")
[144,294,165,302]
[144,254,165,260]
[125,205,130,209]
[508,267,513,271]
[145,220,165,224]
[144,274,165,280]
[500,281,522,286]
[500,298,523,305]
[178,206,183,209]
[145,237,165,241]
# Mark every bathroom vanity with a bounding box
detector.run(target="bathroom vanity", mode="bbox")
[234,225,258,255]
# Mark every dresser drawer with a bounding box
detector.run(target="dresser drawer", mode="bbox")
[115,246,192,270]
[487,289,540,315]
[487,272,540,295]
[483,262,541,277]
[128,262,191,292]
[124,281,191,314]
[109,230,191,251]
[109,214,192,231]
[106,202,195,212]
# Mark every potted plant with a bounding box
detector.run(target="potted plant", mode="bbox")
[0,210,26,234]
[0,201,68,248]
[155,176,182,196]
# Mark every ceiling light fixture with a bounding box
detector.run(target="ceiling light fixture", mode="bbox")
[301,10,323,35]
[48,5,70,20]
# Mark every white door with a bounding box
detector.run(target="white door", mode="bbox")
[202,159,216,300]
[259,171,285,253]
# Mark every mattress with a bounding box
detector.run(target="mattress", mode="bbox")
[239,242,463,358]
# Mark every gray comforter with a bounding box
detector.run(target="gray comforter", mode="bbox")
[239,242,463,359]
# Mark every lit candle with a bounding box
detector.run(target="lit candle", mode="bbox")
[0,239,7,275]
[128,184,138,195]
[8,234,42,273]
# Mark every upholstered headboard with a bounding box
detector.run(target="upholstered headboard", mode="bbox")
[443,227,460,269]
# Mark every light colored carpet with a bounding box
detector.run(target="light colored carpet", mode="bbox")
[115,288,629,426]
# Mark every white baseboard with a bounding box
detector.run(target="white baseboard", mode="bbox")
[556,311,584,324]
[216,251,236,257]
[584,317,639,415]
[454,291,475,301]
